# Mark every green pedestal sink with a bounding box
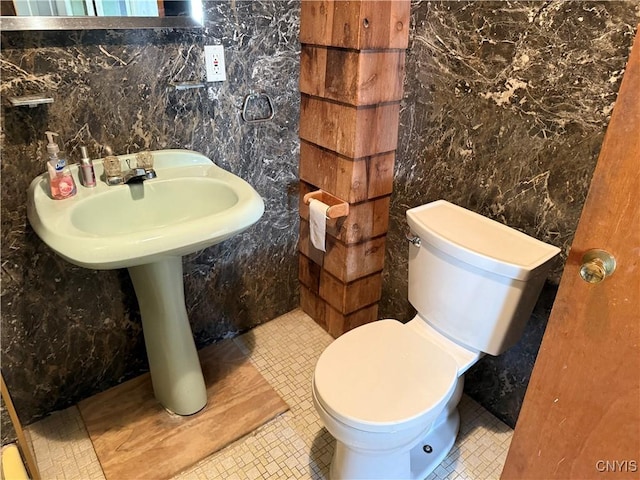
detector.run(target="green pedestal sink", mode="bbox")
[27,149,265,415]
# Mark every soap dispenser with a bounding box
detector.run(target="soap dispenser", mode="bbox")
[45,131,77,200]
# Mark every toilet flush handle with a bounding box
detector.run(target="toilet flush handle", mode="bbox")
[406,232,421,247]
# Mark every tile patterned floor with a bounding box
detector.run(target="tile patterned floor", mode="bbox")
[26,309,513,480]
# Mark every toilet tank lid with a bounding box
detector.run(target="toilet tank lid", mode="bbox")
[406,200,560,281]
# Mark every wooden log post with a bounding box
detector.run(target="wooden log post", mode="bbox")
[298,0,410,337]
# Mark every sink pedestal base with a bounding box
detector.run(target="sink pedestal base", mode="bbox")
[128,256,207,415]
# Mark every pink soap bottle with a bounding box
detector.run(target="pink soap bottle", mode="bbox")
[45,131,77,200]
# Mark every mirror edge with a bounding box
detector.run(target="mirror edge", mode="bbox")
[0,15,203,31]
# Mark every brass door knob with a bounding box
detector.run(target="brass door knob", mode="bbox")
[579,249,616,284]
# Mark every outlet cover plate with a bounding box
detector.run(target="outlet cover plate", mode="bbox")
[204,45,226,82]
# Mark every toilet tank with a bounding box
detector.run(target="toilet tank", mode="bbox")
[406,200,560,355]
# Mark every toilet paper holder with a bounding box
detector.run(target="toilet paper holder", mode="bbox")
[303,190,349,219]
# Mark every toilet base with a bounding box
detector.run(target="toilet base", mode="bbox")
[327,409,460,480]
[330,442,412,480]
[409,409,460,479]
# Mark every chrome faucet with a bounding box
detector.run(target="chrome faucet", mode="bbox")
[103,150,156,185]
[123,166,157,184]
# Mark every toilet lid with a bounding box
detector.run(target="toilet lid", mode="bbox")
[314,319,458,432]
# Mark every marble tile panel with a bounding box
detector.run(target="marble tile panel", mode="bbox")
[2,0,638,442]
[381,0,639,426]
[1,0,301,441]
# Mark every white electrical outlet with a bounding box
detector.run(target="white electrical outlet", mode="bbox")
[204,45,226,82]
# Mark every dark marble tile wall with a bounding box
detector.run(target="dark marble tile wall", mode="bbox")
[381,1,638,427]
[1,1,301,442]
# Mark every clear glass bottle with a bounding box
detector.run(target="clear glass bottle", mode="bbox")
[79,146,96,187]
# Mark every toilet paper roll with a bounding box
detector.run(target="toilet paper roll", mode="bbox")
[309,198,329,252]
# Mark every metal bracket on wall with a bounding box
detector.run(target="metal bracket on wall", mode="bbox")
[7,94,54,108]
[170,81,206,91]
[241,92,275,124]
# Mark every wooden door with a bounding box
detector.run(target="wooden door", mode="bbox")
[501,26,640,479]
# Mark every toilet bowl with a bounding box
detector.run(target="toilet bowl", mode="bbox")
[312,200,560,479]
[313,318,476,480]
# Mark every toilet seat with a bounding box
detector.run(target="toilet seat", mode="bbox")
[313,320,459,433]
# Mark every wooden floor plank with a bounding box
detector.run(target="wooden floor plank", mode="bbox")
[78,340,288,480]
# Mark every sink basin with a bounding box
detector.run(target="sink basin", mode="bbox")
[27,149,264,269]
[26,149,264,415]
[71,179,238,236]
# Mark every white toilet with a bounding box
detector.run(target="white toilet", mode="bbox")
[312,200,560,480]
